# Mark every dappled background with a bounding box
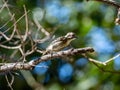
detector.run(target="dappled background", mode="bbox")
[0,0,120,90]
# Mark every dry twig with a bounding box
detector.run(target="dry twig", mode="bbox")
[87,0,120,25]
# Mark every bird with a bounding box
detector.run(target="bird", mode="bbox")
[43,32,77,55]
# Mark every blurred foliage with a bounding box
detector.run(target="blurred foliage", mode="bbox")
[0,0,120,90]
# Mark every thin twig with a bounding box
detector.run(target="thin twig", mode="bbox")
[34,19,50,43]
[5,73,13,90]
[2,10,30,34]
[89,0,120,8]
[23,5,29,42]
[0,0,8,13]
[0,14,15,30]
[0,44,21,49]
[85,53,120,74]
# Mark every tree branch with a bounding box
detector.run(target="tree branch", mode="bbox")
[86,54,120,74]
[87,0,120,25]
[87,0,120,8]
[0,47,94,73]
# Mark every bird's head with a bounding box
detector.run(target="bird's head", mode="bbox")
[65,32,77,40]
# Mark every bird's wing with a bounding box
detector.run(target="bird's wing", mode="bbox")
[50,36,65,45]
